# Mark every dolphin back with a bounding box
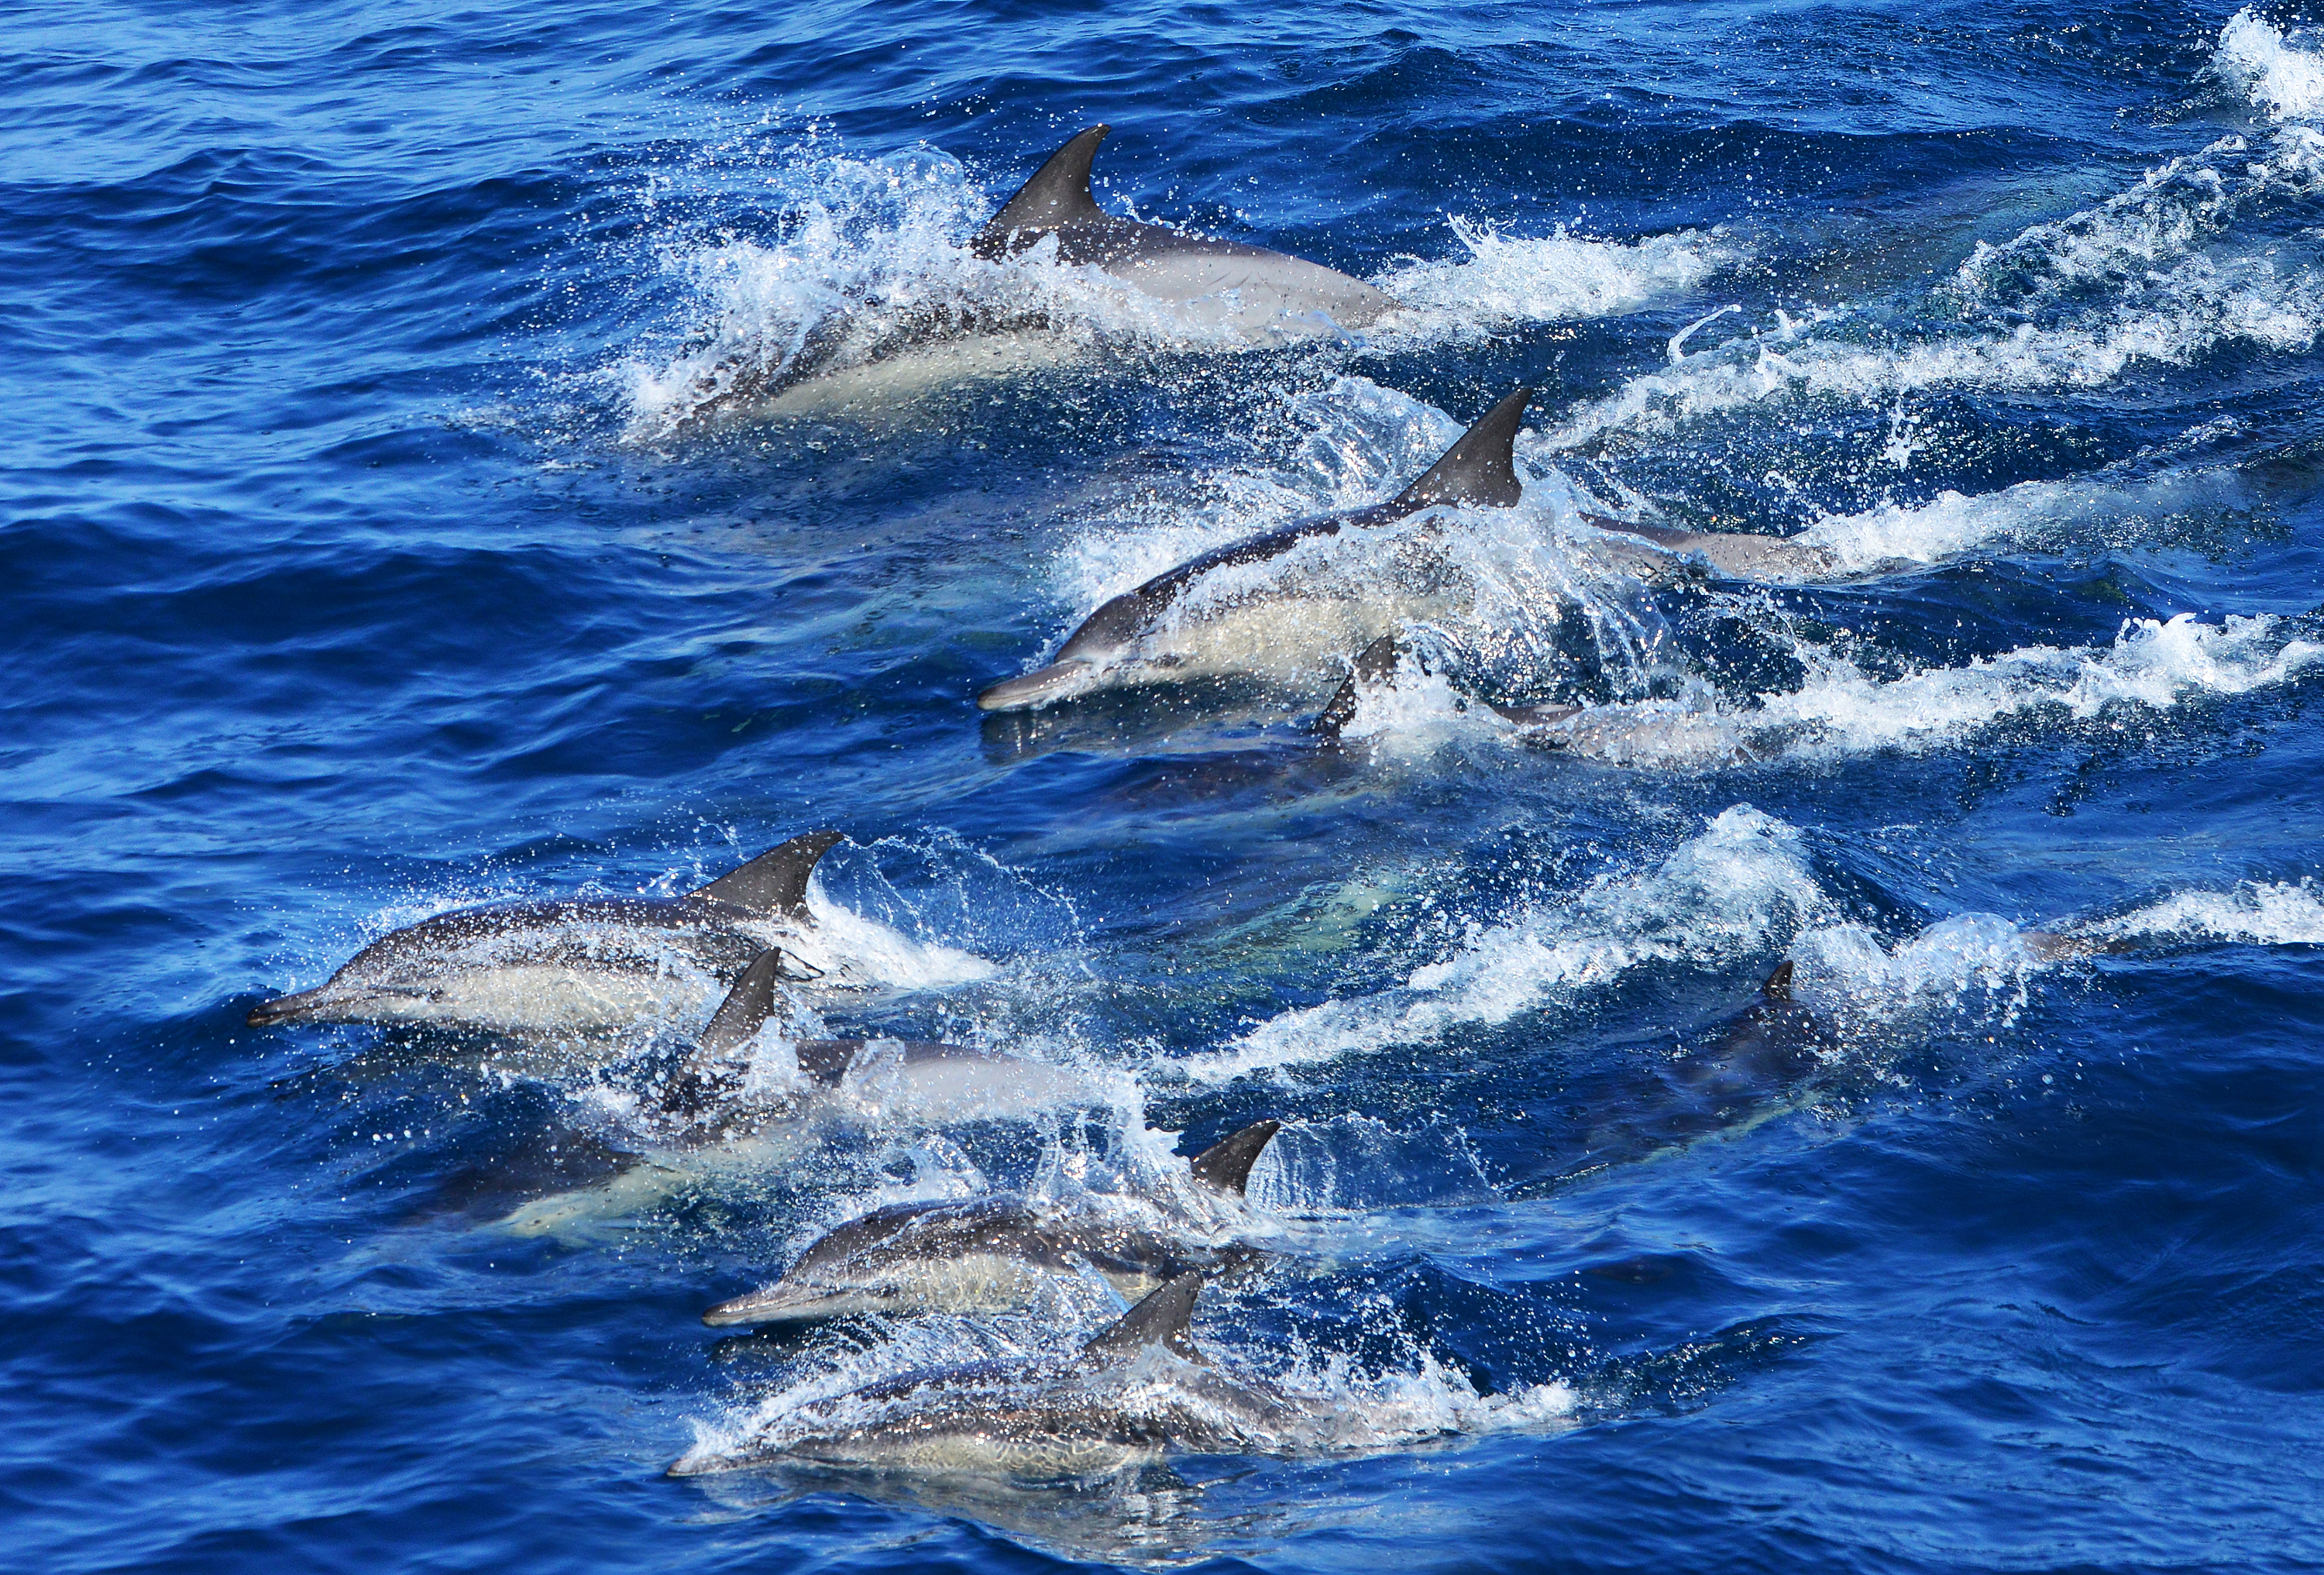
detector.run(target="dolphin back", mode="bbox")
[1391,387,1533,511]
[976,126,1111,254]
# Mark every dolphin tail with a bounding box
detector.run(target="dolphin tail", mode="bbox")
[1082,1271,1206,1364]
[691,830,842,919]
[1188,1119,1282,1195]
[1762,959,1795,1002]
[975,126,1111,256]
[1391,387,1533,511]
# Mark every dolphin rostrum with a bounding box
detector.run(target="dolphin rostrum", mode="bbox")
[978,387,1536,713]
[700,1119,1282,1326]
[247,831,848,1037]
[672,1271,1302,1478]
[975,125,1397,334]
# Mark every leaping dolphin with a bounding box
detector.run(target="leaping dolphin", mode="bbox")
[974,125,1396,335]
[247,831,854,1037]
[700,1119,1281,1326]
[672,1271,1302,1478]
[978,387,1536,713]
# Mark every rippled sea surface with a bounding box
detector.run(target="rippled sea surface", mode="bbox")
[10,2,2324,1568]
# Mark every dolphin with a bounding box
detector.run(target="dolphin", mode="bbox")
[1577,514,1836,583]
[247,831,850,1037]
[700,1119,1281,1326]
[972,125,1396,335]
[655,947,1103,1137]
[671,1272,1301,1479]
[486,947,1107,1240]
[978,387,1536,713]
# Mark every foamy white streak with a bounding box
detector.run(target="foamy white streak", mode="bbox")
[1377,218,1732,328]
[1551,251,2324,447]
[1535,614,2320,768]
[2095,881,2324,945]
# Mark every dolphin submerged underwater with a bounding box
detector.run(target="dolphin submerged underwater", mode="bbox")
[249,831,858,1037]
[977,387,1538,714]
[700,1119,1282,1326]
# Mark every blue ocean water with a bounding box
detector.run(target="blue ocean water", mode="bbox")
[7,0,2324,1566]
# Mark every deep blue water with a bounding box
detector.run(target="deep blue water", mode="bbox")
[8,0,2324,1567]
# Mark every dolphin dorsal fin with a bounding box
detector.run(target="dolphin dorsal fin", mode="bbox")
[1082,1271,1206,1364]
[1762,959,1794,1002]
[691,830,842,919]
[699,948,788,1056]
[1392,387,1533,511]
[978,126,1111,251]
[1188,1119,1282,1195]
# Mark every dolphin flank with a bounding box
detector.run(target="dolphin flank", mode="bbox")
[978,387,1536,713]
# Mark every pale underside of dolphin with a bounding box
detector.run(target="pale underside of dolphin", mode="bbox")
[978,386,1538,714]
[672,1271,1301,1479]
[699,1118,1282,1326]
[246,830,847,1038]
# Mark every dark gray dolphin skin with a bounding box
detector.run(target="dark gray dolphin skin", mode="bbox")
[978,387,1535,713]
[246,831,844,1037]
[975,125,1396,333]
[700,1119,1281,1326]
[672,1271,1301,1477]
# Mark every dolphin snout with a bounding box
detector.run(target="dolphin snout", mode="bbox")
[976,660,1098,712]
[703,1281,874,1327]
[246,988,332,1027]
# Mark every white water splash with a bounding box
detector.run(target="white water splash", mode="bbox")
[2093,880,2324,945]
[1375,218,1734,332]
[1180,806,1827,1085]
[2216,9,2324,122]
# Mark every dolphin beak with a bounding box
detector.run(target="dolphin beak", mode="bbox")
[976,659,1098,712]
[247,987,333,1027]
[702,1281,875,1327]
